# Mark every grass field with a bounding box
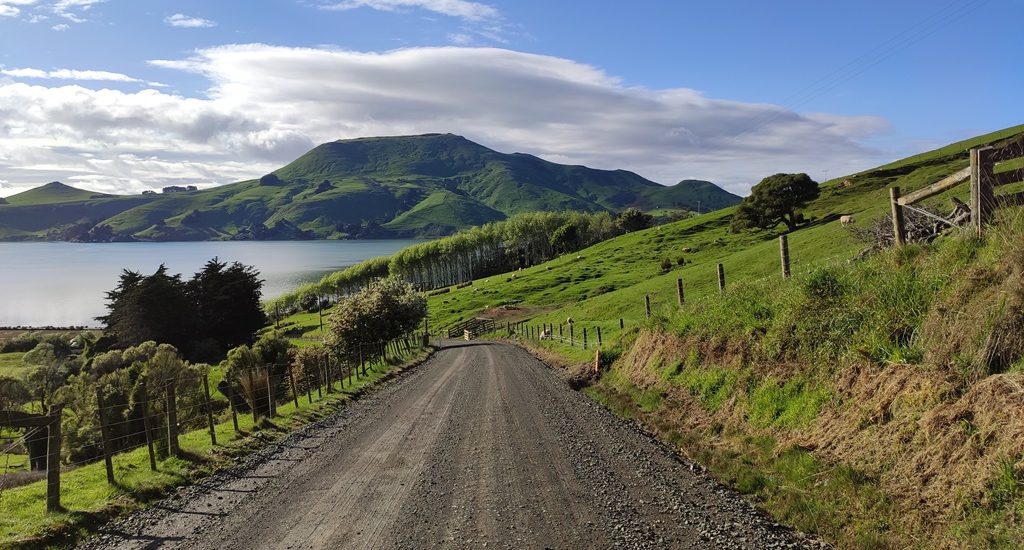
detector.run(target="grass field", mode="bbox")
[0,353,31,379]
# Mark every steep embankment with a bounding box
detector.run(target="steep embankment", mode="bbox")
[0,134,740,241]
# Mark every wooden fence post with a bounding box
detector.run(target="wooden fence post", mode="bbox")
[264,366,275,418]
[971,146,996,236]
[677,278,685,305]
[139,381,157,470]
[570,324,574,346]
[94,388,115,485]
[597,326,602,347]
[717,263,726,293]
[202,374,216,446]
[226,381,240,435]
[779,234,791,278]
[165,384,180,457]
[45,408,61,513]
[288,366,299,409]
[247,370,258,423]
[645,294,652,318]
[583,327,588,350]
[619,318,624,329]
[559,324,563,339]
[306,371,313,404]
[890,187,906,247]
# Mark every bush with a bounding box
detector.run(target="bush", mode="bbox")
[660,258,673,272]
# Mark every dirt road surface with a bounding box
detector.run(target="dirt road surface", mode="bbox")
[82,341,820,549]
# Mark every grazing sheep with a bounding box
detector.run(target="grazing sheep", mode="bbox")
[566,317,574,325]
[840,215,854,226]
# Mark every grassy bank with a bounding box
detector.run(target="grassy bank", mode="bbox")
[517,207,1024,548]
[0,345,433,548]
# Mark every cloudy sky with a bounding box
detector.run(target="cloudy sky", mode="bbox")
[0,0,1019,197]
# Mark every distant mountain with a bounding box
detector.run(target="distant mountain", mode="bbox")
[0,134,741,241]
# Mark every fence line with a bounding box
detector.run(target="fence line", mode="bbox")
[0,331,427,512]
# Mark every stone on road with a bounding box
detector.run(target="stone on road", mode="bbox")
[82,341,819,549]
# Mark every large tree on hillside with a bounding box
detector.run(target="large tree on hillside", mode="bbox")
[97,265,196,353]
[187,257,267,360]
[616,207,653,232]
[730,173,819,233]
[98,259,266,361]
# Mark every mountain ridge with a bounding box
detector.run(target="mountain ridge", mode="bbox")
[0,133,741,241]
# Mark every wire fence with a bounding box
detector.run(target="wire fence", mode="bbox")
[467,237,867,358]
[0,331,428,510]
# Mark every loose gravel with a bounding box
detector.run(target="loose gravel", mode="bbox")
[80,341,826,549]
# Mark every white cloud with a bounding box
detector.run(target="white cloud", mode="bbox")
[0,45,890,197]
[0,0,36,17]
[164,13,216,28]
[52,0,103,22]
[447,32,472,45]
[50,22,68,30]
[0,67,164,87]
[321,0,497,21]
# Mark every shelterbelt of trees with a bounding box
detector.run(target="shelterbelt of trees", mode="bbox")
[266,209,654,318]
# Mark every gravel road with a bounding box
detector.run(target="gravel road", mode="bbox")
[82,341,821,549]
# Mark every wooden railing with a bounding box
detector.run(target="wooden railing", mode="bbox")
[891,135,1024,243]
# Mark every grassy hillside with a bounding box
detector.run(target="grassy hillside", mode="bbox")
[277,123,1024,548]
[0,134,740,242]
[3,182,111,205]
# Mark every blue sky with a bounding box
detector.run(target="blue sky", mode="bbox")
[0,0,1020,196]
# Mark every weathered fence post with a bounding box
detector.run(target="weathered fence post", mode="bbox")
[247,370,258,423]
[46,408,62,513]
[166,384,180,457]
[202,374,217,446]
[264,366,275,418]
[597,326,602,347]
[288,365,299,409]
[717,263,726,293]
[619,318,624,329]
[306,371,313,404]
[583,327,588,350]
[140,381,157,470]
[95,388,115,485]
[779,234,791,279]
[971,146,996,236]
[570,324,575,346]
[645,294,652,318]
[225,381,240,435]
[559,324,563,339]
[890,187,906,247]
[677,278,685,305]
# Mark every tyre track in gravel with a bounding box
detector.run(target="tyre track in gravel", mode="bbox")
[82,341,823,549]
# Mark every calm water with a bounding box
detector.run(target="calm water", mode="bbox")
[0,240,421,327]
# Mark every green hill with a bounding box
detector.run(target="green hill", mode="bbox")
[0,134,740,241]
[279,123,1024,548]
[4,181,112,205]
